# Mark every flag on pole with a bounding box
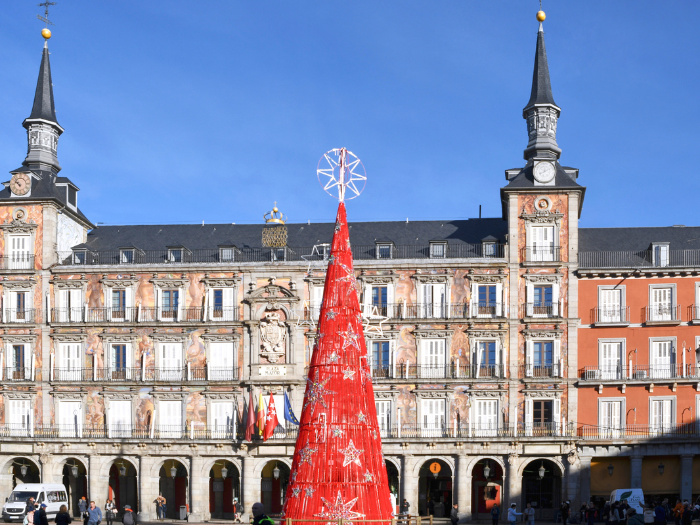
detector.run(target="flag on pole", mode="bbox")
[263,393,280,441]
[283,391,299,425]
[244,391,255,441]
[257,391,265,436]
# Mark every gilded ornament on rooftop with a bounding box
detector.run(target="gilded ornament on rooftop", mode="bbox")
[262,202,288,247]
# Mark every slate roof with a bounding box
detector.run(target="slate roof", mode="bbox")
[502,162,582,190]
[579,226,700,252]
[24,44,59,126]
[524,24,557,112]
[77,218,508,252]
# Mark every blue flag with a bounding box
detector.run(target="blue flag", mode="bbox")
[284,392,299,425]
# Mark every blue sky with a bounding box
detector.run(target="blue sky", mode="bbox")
[0,1,698,227]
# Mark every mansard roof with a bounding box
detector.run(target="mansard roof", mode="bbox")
[79,218,507,252]
[580,226,700,252]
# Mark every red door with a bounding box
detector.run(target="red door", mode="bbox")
[174,478,187,515]
[478,484,501,514]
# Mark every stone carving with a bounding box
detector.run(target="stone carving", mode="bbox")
[260,311,286,363]
[527,107,558,140]
[27,123,59,153]
[508,452,519,465]
[567,449,579,465]
[57,214,83,253]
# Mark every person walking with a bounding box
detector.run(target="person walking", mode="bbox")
[525,503,535,525]
[35,505,49,525]
[86,502,102,525]
[121,506,135,525]
[401,499,411,516]
[655,501,667,525]
[562,501,571,525]
[610,502,621,525]
[55,505,72,525]
[22,507,34,525]
[587,503,597,525]
[154,495,164,520]
[681,503,692,525]
[251,503,274,525]
[78,498,88,525]
[451,504,459,525]
[492,503,501,525]
[508,503,523,525]
[673,500,683,525]
[25,498,36,516]
[104,500,115,525]
[232,498,242,523]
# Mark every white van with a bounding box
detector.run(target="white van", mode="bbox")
[2,484,68,522]
[609,489,645,515]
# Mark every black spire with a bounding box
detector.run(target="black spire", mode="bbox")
[26,42,59,125]
[523,24,557,113]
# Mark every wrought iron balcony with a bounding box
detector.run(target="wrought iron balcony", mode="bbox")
[359,302,503,320]
[522,302,561,318]
[50,366,239,382]
[645,305,681,324]
[2,367,32,382]
[0,255,35,270]
[382,422,576,439]
[580,249,700,269]
[593,306,631,325]
[50,306,235,324]
[520,364,562,378]
[578,424,700,440]
[371,363,506,380]
[580,365,700,381]
[1,309,42,324]
[522,246,561,263]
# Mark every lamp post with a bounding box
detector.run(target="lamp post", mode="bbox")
[273,463,280,480]
[608,464,614,477]
[658,463,665,476]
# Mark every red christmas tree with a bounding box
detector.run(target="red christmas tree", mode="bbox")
[283,201,393,524]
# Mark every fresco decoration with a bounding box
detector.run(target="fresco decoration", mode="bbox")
[185,273,205,308]
[395,327,416,365]
[86,274,103,309]
[186,390,206,430]
[85,389,105,427]
[186,330,206,369]
[396,386,416,426]
[135,388,154,429]
[451,386,469,428]
[86,329,103,363]
[0,395,4,425]
[450,270,469,306]
[449,326,469,366]
[394,270,415,306]
[136,331,155,369]
[134,274,154,308]
[34,337,43,382]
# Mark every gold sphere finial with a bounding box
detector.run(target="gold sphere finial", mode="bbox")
[536,10,546,22]
[41,28,52,40]
[273,206,279,213]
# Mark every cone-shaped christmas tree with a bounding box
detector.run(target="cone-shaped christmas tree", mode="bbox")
[283,201,393,524]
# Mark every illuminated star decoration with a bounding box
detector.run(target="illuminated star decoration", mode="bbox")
[325,310,338,320]
[364,470,374,482]
[338,324,361,353]
[304,369,334,415]
[305,487,315,498]
[337,263,355,284]
[298,440,318,466]
[357,411,367,423]
[331,427,344,438]
[328,351,340,364]
[335,219,344,232]
[315,491,365,525]
[290,472,297,482]
[342,367,356,380]
[339,439,364,467]
[291,487,301,498]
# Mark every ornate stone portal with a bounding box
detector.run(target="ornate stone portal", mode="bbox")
[260,311,287,363]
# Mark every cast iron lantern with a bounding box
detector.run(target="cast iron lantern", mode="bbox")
[170,464,177,478]
[20,464,28,477]
[119,464,127,477]
[538,463,545,479]
[607,464,614,477]
[483,462,491,479]
[273,463,280,480]
[71,465,79,478]
[221,467,228,480]
[658,462,665,476]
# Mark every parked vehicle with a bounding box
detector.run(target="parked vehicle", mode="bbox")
[2,484,68,522]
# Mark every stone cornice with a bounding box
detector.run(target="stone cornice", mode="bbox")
[1,278,37,290]
[0,219,38,234]
[101,275,139,288]
[51,278,87,289]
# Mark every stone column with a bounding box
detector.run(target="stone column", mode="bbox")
[630,456,643,490]
[189,453,208,522]
[681,454,694,502]
[506,455,521,508]
[241,454,258,520]
[456,454,470,522]
[579,457,592,506]
[401,454,419,514]
[138,456,159,522]
[566,456,582,509]
[88,455,109,506]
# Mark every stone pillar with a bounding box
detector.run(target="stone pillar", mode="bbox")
[681,454,694,502]
[579,457,592,506]
[89,455,109,505]
[241,454,258,520]
[566,456,582,510]
[456,454,470,522]
[401,454,419,514]
[506,455,521,508]
[189,453,208,522]
[138,456,159,522]
[630,456,643,490]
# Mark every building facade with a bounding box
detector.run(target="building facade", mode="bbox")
[0,16,697,525]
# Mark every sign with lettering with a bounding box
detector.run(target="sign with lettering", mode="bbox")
[259,365,287,376]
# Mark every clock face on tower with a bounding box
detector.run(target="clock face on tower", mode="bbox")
[10,173,31,196]
[533,161,556,184]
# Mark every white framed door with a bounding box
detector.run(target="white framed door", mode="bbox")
[375,400,391,437]
[160,343,182,380]
[211,401,235,438]
[599,401,622,438]
[421,339,445,378]
[650,399,673,434]
[651,288,672,321]
[531,226,555,261]
[474,399,498,436]
[8,235,31,270]
[600,289,622,323]
[58,400,82,438]
[651,341,673,379]
[59,343,82,381]
[109,400,132,438]
[159,400,182,438]
[422,283,446,318]
[209,342,234,381]
[600,342,622,380]
[420,399,445,437]
[8,399,31,436]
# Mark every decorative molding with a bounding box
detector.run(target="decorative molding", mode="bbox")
[201,333,239,343]
[523,271,562,284]
[1,279,37,290]
[469,390,506,399]
[103,393,134,401]
[304,277,326,287]
[150,277,188,289]
[101,275,139,289]
[412,274,449,284]
[51,334,86,343]
[523,389,562,399]
[153,392,187,400]
[508,452,519,465]
[374,391,396,399]
[359,276,396,285]
[52,392,85,400]
[412,389,451,399]
[51,279,86,289]
[101,334,139,344]
[364,331,398,340]
[468,273,505,284]
[520,209,564,224]
[204,392,239,400]
[5,392,34,400]
[150,333,188,343]
[201,276,241,288]
[414,329,452,341]
[246,284,298,302]
[1,334,37,344]
[260,312,286,364]
[0,218,38,234]
[522,329,563,339]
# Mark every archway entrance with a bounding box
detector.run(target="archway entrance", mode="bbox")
[522,460,561,521]
[61,458,88,517]
[10,458,41,486]
[261,461,290,516]
[386,461,399,514]
[159,460,188,519]
[108,460,138,516]
[419,459,452,517]
[472,459,503,520]
[209,461,240,519]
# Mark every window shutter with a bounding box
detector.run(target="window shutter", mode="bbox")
[387,284,395,318]
[495,283,503,317]
[156,290,162,321]
[552,281,560,316]
[553,340,561,377]
[553,398,561,432]
[526,341,534,377]
[526,283,534,316]
[469,282,477,318]
[362,284,371,316]
[525,398,533,436]
[223,288,235,320]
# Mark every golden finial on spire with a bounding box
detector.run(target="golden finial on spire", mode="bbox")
[264,202,287,225]
[536,10,546,22]
[41,28,52,39]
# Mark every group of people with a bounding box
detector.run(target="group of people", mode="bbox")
[567,498,700,525]
[22,497,135,525]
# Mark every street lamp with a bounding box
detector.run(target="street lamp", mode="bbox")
[538,463,545,480]
[483,462,491,480]
[20,464,28,477]
[119,463,127,477]
[273,463,280,480]
[607,464,614,477]
[658,463,665,476]
[221,467,228,480]
[170,462,177,478]
[71,462,79,478]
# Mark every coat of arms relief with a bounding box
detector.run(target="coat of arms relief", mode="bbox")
[260,311,287,363]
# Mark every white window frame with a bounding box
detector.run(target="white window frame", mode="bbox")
[648,283,676,322]
[376,243,393,260]
[119,249,135,264]
[158,399,184,438]
[6,398,32,437]
[107,342,133,380]
[597,339,625,380]
[57,342,83,381]
[471,397,500,437]
[598,285,626,323]
[527,224,557,262]
[649,337,677,379]
[57,287,84,323]
[7,234,32,270]
[209,400,236,438]
[4,341,33,381]
[3,285,34,324]
[598,397,625,438]
[429,242,447,259]
[652,243,670,267]
[219,246,235,262]
[155,285,185,322]
[362,282,394,318]
[471,281,503,318]
[167,247,184,263]
[207,340,236,381]
[523,395,561,436]
[420,338,446,378]
[419,397,446,438]
[156,341,184,381]
[107,398,133,438]
[207,287,236,322]
[420,282,447,319]
[375,399,392,437]
[649,396,676,435]
[525,336,561,378]
[473,339,502,378]
[104,286,135,322]
[57,399,83,438]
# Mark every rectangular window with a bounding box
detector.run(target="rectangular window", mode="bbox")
[430,243,446,259]
[162,290,179,319]
[209,342,235,381]
[16,292,26,313]
[372,341,390,371]
[120,249,134,264]
[159,400,182,438]
[600,342,622,380]
[530,226,555,261]
[477,285,497,317]
[377,244,392,259]
[474,399,498,436]
[8,235,31,269]
[168,249,183,263]
[375,400,391,437]
[58,343,82,381]
[422,283,446,318]
[650,287,673,321]
[599,401,622,438]
[476,341,498,377]
[219,248,234,262]
[211,402,235,438]
[67,186,77,206]
[111,345,127,370]
[8,399,31,436]
[213,290,224,317]
[372,286,387,307]
[420,398,445,437]
[533,285,553,317]
[112,289,126,312]
[59,289,83,322]
[58,400,82,438]
[533,341,553,376]
[650,398,673,434]
[483,242,497,257]
[421,339,445,378]
[160,343,183,381]
[599,288,623,323]
[12,344,26,380]
[73,251,86,265]
[209,288,235,321]
[109,400,131,438]
[651,340,675,379]
[653,245,669,267]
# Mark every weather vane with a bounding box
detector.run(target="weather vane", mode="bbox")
[37,1,56,27]
[317,148,366,202]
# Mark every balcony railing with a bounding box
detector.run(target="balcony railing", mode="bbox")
[593,306,631,324]
[578,424,700,440]
[2,309,42,323]
[520,364,561,378]
[522,246,561,262]
[57,243,506,266]
[580,249,700,269]
[381,422,576,439]
[371,364,506,380]
[580,365,700,381]
[51,366,239,382]
[645,305,681,323]
[84,307,138,323]
[2,367,32,381]
[360,302,502,320]
[523,302,561,318]
[692,305,700,321]
[0,255,35,270]
[50,306,231,324]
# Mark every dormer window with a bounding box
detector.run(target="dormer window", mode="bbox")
[120,249,134,264]
[430,242,446,259]
[68,186,77,207]
[219,246,238,262]
[652,243,669,267]
[481,235,499,258]
[271,247,287,262]
[168,248,183,263]
[376,243,393,260]
[73,249,87,265]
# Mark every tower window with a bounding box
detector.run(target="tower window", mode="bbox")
[67,186,77,206]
